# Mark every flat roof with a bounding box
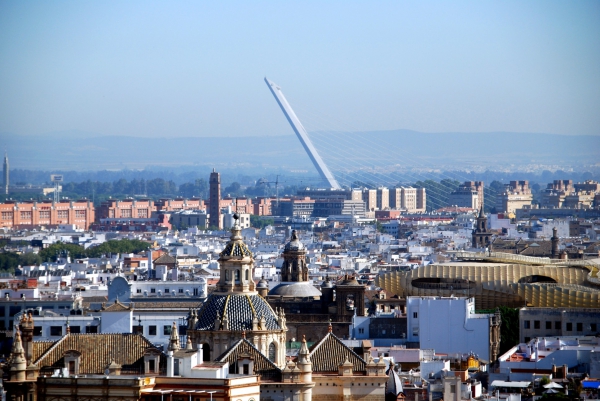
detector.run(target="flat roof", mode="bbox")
[491,381,531,388]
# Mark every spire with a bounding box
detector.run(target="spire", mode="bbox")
[168,322,180,351]
[297,335,311,364]
[9,328,27,380]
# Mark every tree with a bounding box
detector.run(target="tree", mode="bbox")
[18,253,42,266]
[498,306,519,356]
[250,215,274,229]
[223,182,242,196]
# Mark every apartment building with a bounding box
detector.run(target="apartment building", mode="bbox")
[449,181,484,210]
[0,199,95,230]
[376,187,389,210]
[389,187,427,213]
[497,180,533,213]
[519,307,600,343]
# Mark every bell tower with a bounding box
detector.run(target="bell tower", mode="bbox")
[281,230,308,282]
[472,205,492,249]
[214,214,256,294]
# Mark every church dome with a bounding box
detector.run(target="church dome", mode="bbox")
[268,282,322,297]
[256,277,269,289]
[283,230,305,251]
[195,293,281,331]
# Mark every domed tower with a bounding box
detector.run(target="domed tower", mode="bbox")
[188,216,287,367]
[268,231,321,299]
[281,230,308,282]
[257,276,269,298]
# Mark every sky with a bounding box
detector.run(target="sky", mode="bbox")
[1,1,599,138]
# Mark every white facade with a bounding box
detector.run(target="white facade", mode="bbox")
[407,296,493,361]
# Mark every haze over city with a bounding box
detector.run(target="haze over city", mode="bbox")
[1,0,599,143]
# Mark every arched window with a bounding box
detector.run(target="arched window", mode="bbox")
[202,343,211,362]
[245,269,249,281]
[268,342,276,362]
[235,270,240,283]
[226,270,230,281]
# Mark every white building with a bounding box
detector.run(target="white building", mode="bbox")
[407,296,499,362]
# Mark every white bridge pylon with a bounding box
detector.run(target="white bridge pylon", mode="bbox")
[265,77,341,189]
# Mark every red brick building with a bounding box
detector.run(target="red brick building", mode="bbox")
[0,200,95,230]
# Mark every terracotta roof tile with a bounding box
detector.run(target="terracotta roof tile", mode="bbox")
[309,332,366,373]
[34,333,162,374]
[215,338,280,380]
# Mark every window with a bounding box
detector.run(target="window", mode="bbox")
[75,210,86,219]
[525,337,530,342]
[39,210,50,219]
[592,323,597,332]
[534,320,540,329]
[546,321,552,330]
[50,326,62,336]
[577,322,583,332]
[133,325,143,335]
[450,385,456,393]
[358,328,364,334]
[566,323,572,331]
[164,325,172,335]
[121,209,132,218]
[555,321,561,330]
[33,326,42,336]
[20,211,32,220]
[1,212,13,220]
[243,363,249,375]
[164,288,170,294]
[413,312,418,319]
[148,359,155,373]
[524,320,530,329]
[57,210,68,219]
[268,342,276,362]
[69,326,81,334]
[149,325,157,336]
[86,325,98,333]
[136,289,142,294]
[9,306,21,317]
[150,288,156,293]
[138,209,148,218]
[178,288,184,294]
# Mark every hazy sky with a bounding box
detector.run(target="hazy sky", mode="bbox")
[1,1,599,138]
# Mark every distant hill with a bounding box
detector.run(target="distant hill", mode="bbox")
[1,130,596,172]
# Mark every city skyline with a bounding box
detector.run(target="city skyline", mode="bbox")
[1,1,599,139]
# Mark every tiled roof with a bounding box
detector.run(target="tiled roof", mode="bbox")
[32,341,55,361]
[196,294,280,331]
[101,299,132,312]
[154,254,177,264]
[33,333,162,374]
[309,332,366,373]
[215,338,280,380]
